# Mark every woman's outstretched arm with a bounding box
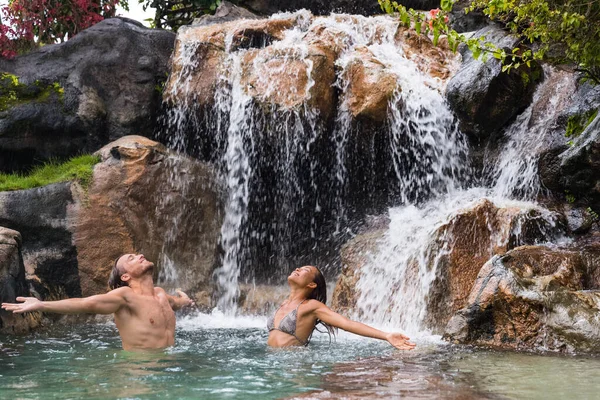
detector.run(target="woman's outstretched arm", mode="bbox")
[313,302,416,350]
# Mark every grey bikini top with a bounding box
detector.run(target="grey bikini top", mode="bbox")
[267,299,310,346]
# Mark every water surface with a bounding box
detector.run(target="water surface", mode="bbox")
[1,314,599,399]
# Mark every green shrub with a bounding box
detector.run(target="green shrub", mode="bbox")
[0,154,100,192]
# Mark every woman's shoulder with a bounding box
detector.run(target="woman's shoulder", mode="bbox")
[303,298,326,310]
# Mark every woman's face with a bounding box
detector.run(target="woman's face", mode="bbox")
[288,265,317,287]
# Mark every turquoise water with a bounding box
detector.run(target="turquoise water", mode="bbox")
[1,314,600,399]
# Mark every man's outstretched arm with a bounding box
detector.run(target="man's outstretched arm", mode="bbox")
[1,287,129,315]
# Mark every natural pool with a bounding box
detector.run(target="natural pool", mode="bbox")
[1,313,600,400]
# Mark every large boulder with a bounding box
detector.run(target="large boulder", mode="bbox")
[0,18,175,173]
[539,112,600,209]
[237,0,440,16]
[448,0,489,33]
[444,244,600,353]
[193,1,261,26]
[0,182,81,301]
[331,199,566,332]
[0,136,223,326]
[0,227,40,333]
[75,136,223,298]
[445,24,542,144]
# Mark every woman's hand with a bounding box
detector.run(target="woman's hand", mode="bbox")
[386,332,416,350]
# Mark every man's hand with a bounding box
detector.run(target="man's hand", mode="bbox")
[170,289,195,310]
[1,297,42,314]
[386,332,416,350]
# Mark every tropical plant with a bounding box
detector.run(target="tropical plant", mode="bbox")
[139,0,221,30]
[378,0,600,84]
[0,0,127,58]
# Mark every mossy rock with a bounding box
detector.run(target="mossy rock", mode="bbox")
[0,73,64,113]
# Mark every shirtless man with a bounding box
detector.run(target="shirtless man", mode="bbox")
[1,253,194,351]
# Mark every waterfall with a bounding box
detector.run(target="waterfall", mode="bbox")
[160,11,473,314]
[351,67,575,334]
[161,10,575,327]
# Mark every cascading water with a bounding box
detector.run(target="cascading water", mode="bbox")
[160,11,469,314]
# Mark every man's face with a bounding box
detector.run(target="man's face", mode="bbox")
[118,253,154,278]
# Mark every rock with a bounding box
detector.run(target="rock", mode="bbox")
[541,114,600,209]
[331,199,566,331]
[448,0,489,33]
[76,135,223,297]
[331,229,385,316]
[0,182,82,301]
[238,284,288,314]
[444,244,600,353]
[165,14,308,110]
[237,0,440,16]
[0,18,175,173]
[0,136,223,327]
[0,227,40,334]
[445,24,542,144]
[342,47,399,122]
[564,206,595,234]
[193,1,260,26]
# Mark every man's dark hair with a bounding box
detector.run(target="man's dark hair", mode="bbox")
[108,256,128,290]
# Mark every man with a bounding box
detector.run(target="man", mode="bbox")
[1,253,194,351]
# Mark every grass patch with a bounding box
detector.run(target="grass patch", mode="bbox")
[0,154,100,192]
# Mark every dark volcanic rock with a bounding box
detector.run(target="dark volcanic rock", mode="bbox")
[0,227,40,334]
[444,244,600,353]
[193,1,260,26]
[445,24,542,144]
[0,18,175,173]
[0,183,81,301]
[237,0,440,16]
[449,0,489,33]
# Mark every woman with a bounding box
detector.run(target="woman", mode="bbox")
[267,265,416,350]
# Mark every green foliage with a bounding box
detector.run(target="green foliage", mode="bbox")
[0,73,64,112]
[588,207,600,221]
[378,0,600,84]
[565,109,598,141]
[139,0,221,31]
[565,191,576,203]
[0,155,100,192]
[468,0,600,84]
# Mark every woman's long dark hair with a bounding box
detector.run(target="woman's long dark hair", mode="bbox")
[308,266,337,342]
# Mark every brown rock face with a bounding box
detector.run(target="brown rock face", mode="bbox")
[444,244,600,353]
[425,199,564,330]
[331,229,385,316]
[331,199,564,332]
[343,47,399,122]
[74,136,223,297]
[165,12,458,124]
[0,227,41,334]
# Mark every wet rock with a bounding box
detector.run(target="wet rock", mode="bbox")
[448,0,489,33]
[0,18,175,173]
[237,0,440,16]
[331,229,385,316]
[395,27,460,82]
[76,136,223,297]
[445,24,542,144]
[564,206,595,234]
[331,199,566,331]
[165,14,308,110]
[238,284,288,314]
[0,183,82,301]
[192,1,260,26]
[444,244,600,353]
[0,227,40,334]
